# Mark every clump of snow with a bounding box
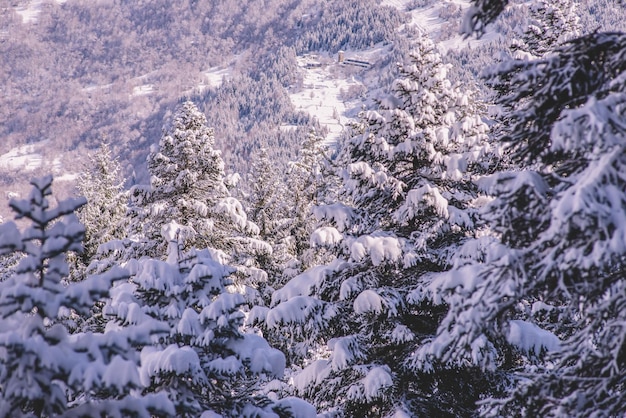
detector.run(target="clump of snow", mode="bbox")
[266,296,323,328]
[293,359,331,393]
[531,301,555,315]
[271,259,344,305]
[200,411,223,418]
[353,289,384,315]
[329,336,366,371]
[241,237,273,255]
[349,235,402,266]
[201,293,244,322]
[272,397,317,418]
[396,184,449,223]
[506,320,561,355]
[215,197,250,230]
[228,333,286,377]
[310,226,343,247]
[103,355,142,392]
[312,203,354,231]
[140,345,202,386]
[206,356,242,377]
[391,324,414,344]
[362,366,393,401]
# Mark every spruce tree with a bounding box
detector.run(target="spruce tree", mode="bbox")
[264,34,496,417]
[422,12,626,416]
[103,221,315,417]
[71,141,129,281]
[510,0,580,59]
[0,176,173,416]
[284,130,330,271]
[129,101,265,257]
[127,101,272,302]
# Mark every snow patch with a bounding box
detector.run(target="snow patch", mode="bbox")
[310,226,343,247]
[289,55,365,144]
[0,141,62,173]
[506,320,561,356]
[15,0,67,24]
[131,84,155,96]
[353,289,384,315]
[203,66,230,88]
[349,235,402,266]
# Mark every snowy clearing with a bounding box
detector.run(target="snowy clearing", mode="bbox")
[15,0,67,24]
[385,0,502,53]
[0,141,61,173]
[289,55,365,143]
[131,84,155,97]
[203,66,230,88]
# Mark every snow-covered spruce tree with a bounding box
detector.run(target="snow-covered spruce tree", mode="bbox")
[247,147,285,241]
[129,101,263,257]
[70,141,129,281]
[283,130,330,272]
[0,176,173,417]
[103,222,315,417]
[263,34,496,417]
[244,146,291,287]
[127,101,272,302]
[417,29,626,417]
[509,0,580,60]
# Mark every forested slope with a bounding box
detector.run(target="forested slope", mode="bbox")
[1,1,626,415]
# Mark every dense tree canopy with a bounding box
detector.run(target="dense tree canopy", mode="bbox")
[1,1,625,416]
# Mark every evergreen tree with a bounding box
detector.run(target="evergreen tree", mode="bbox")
[421,20,626,417]
[247,147,284,241]
[127,101,272,303]
[129,101,264,258]
[263,35,496,417]
[0,176,173,416]
[103,221,315,417]
[284,130,330,271]
[510,0,580,59]
[71,141,129,281]
[244,146,291,288]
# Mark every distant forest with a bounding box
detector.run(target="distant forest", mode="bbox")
[0,0,623,210]
[0,0,405,199]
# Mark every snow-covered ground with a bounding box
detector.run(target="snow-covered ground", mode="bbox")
[15,0,67,24]
[203,66,230,88]
[0,141,63,173]
[289,55,366,143]
[288,0,502,145]
[131,84,155,97]
[384,0,502,53]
